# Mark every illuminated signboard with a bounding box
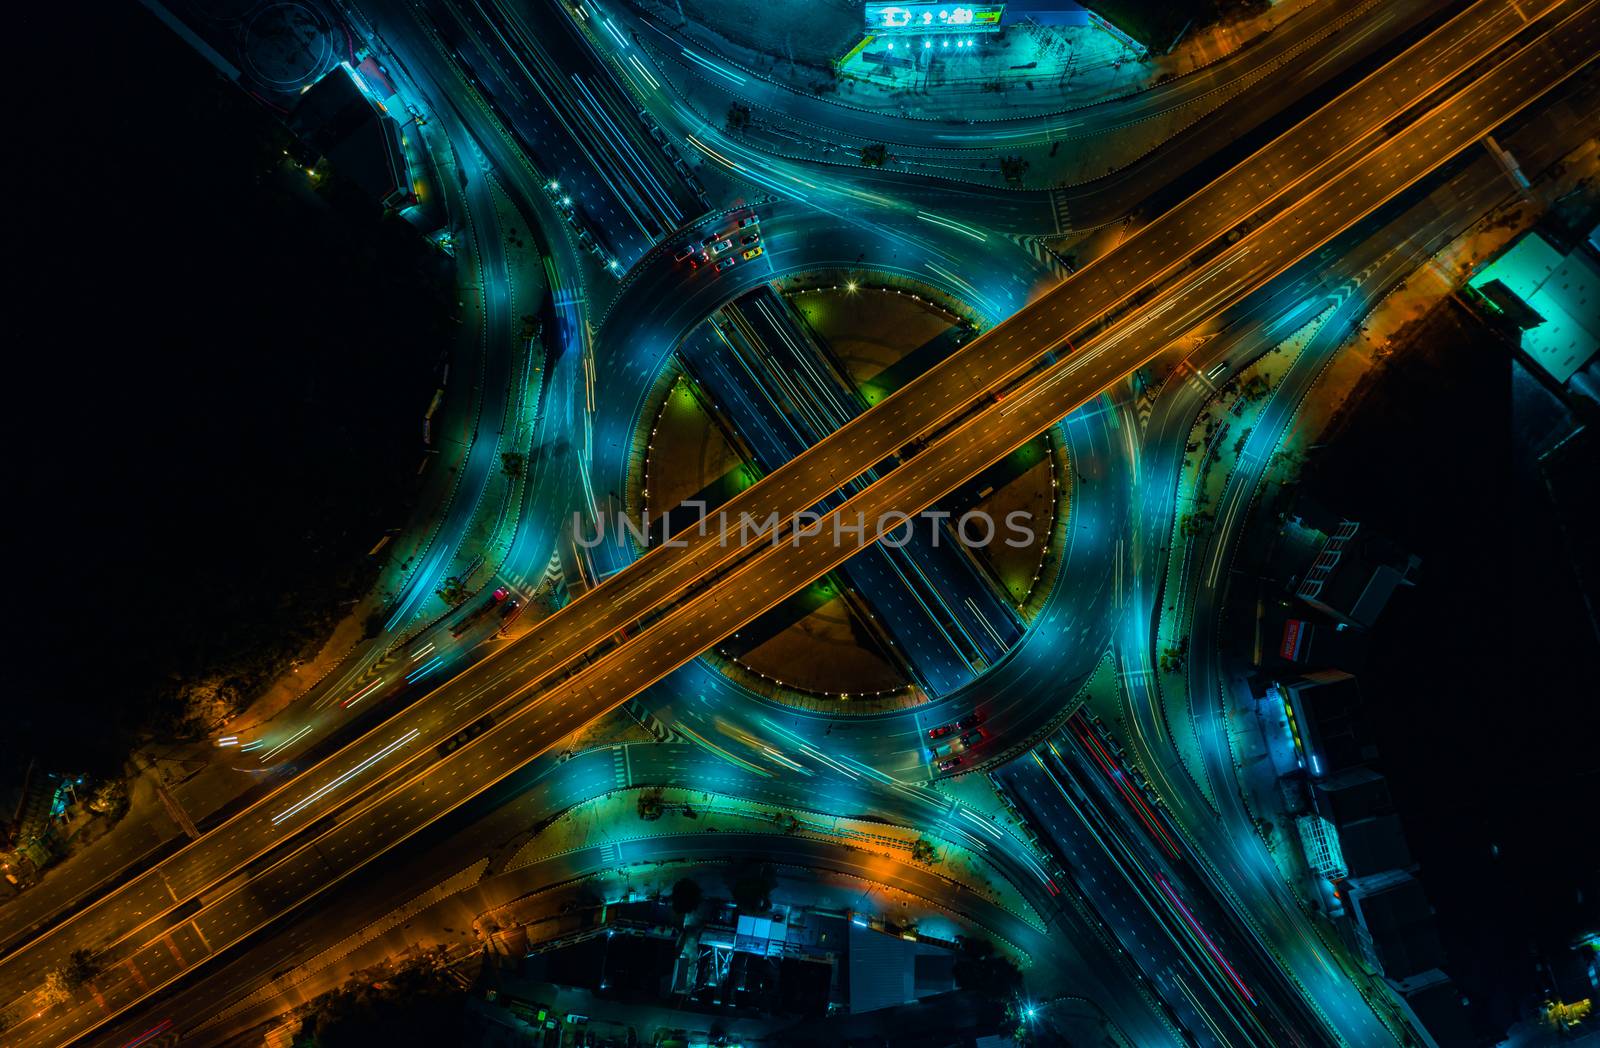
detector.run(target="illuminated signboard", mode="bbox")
[864,3,1006,35]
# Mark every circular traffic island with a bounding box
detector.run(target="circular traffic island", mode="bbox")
[634,278,1069,714]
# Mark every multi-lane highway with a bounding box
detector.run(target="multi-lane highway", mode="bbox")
[8,0,1593,1042]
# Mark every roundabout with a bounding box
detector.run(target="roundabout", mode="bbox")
[632,279,1070,712]
[579,201,1129,777]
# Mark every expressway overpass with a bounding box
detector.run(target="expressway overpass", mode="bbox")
[4,0,1593,1042]
[678,287,1021,695]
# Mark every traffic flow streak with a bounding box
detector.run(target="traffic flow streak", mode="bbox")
[0,0,1570,1035]
[3,0,1574,1030]
[17,15,1589,1040]
[1,0,1500,1008]
[1002,746,1283,1047]
[1039,726,1314,1044]
[93,740,1172,1048]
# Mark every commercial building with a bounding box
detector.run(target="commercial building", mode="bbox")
[847,919,957,1014]
[1344,869,1447,981]
[1276,670,1372,779]
[290,63,413,209]
[1296,814,1347,881]
[1469,230,1600,385]
[1270,612,1369,672]
[672,904,843,1015]
[1390,968,1475,1046]
[1295,520,1420,630]
[1310,768,1412,878]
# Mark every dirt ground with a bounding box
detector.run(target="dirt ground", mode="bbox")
[640,365,909,699]
[642,371,749,517]
[722,592,909,697]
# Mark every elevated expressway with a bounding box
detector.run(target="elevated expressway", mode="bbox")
[5,0,1592,1042]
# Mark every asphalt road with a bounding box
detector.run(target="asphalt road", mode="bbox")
[84,740,1168,1047]
[6,1,1588,1042]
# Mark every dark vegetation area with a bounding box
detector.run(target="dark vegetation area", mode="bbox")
[1302,301,1599,1037]
[294,964,467,1047]
[12,5,454,781]
[1090,0,1269,52]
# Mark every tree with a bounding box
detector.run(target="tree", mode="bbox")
[1180,510,1215,539]
[911,838,938,865]
[729,861,777,913]
[88,779,128,818]
[303,965,466,1048]
[860,143,890,168]
[1240,374,1271,403]
[1271,447,1308,478]
[637,789,664,821]
[1159,636,1190,673]
[670,877,703,916]
[436,576,467,606]
[36,970,70,1010]
[951,936,1023,1003]
[500,451,525,479]
[64,949,101,989]
[726,103,752,131]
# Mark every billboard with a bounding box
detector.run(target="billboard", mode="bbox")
[1280,618,1307,661]
[865,4,1006,35]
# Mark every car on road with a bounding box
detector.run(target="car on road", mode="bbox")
[955,712,983,731]
[711,237,733,254]
[742,245,764,261]
[737,214,758,229]
[937,756,963,773]
[673,243,698,261]
[927,723,957,741]
[959,728,986,748]
[715,256,736,272]
[741,232,760,246]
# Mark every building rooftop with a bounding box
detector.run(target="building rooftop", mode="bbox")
[1346,870,1446,981]
[1471,231,1600,384]
[1390,968,1474,1047]
[847,923,957,1015]
[290,65,409,207]
[1282,671,1371,777]
[1313,766,1393,825]
[1337,814,1414,879]
[1295,521,1420,630]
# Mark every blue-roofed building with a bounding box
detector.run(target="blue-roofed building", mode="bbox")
[1470,232,1600,384]
[847,921,957,1014]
